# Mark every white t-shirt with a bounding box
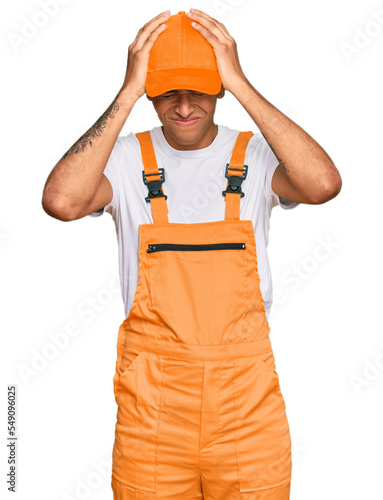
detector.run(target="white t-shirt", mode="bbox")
[89,125,299,319]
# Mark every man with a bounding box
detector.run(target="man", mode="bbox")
[42,9,341,500]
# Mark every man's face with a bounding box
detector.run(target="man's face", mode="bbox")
[149,89,223,150]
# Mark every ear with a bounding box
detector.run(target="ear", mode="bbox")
[217,85,225,99]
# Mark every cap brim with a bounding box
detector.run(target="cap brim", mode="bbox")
[146,68,222,97]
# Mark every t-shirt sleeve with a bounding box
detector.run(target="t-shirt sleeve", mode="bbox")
[87,138,123,217]
[263,140,300,212]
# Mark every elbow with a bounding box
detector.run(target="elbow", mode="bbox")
[309,168,342,205]
[41,193,77,221]
[322,170,342,202]
[331,173,342,198]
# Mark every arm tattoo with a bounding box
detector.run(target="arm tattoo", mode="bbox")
[262,134,292,183]
[63,99,120,159]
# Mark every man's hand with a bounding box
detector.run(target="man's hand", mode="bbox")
[186,8,247,95]
[188,8,341,205]
[119,11,170,104]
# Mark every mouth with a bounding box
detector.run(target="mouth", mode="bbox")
[171,118,200,127]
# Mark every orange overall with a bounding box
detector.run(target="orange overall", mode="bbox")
[111,131,292,499]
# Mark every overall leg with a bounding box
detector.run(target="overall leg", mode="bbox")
[112,350,205,499]
[200,355,291,500]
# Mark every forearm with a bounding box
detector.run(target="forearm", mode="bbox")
[186,9,341,203]
[231,78,339,199]
[42,88,137,218]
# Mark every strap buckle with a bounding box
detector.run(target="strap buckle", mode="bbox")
[222,163,248,198]
[142,168,167,203]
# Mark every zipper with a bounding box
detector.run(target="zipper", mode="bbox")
[146,242,246,253]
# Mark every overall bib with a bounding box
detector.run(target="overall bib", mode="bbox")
[111,131,292,500]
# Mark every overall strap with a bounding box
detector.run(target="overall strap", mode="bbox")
[223,131,254,221]
[136,131,169,223]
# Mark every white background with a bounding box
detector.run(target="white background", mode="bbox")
[1,0,382,499]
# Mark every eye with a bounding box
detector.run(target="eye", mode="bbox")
[162,93,175,99]
[192,92,204,97]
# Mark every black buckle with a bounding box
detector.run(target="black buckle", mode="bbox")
[222,163,248,198]
[142,168,167,203]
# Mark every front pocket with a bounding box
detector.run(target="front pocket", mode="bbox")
[146,241,248,343]
[147,242,246,253]
[254,352,288,412]
[114,345,144,399]
[256,350,277,374]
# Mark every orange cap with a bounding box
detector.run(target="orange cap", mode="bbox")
[146,11,222,97]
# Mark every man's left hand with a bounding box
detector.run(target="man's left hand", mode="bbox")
[187,9,248,94]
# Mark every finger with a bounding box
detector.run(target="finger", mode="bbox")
[139,23,168,55]
[135,10,170,38]
[142,10,171,32]
[188,8,232,39]
[208,16,232,38]
[189,20,219,49]
[132,11,170,50]
[187,10,230,42]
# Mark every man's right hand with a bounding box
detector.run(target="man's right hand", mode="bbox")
[119,11,170,103]
[42,11,170,222]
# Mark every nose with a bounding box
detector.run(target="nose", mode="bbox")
[174,93,194,117]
